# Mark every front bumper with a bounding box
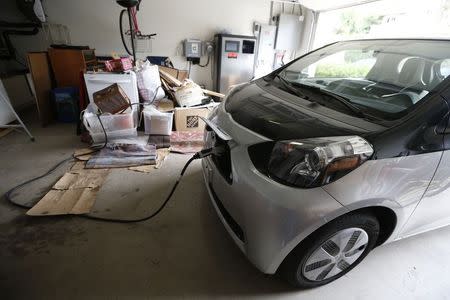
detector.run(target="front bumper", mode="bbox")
[202,105,347,274]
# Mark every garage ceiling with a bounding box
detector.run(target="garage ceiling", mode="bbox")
[296,0,381,11]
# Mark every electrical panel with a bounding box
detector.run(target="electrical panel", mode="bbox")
[183,39,203,63]
[275,14,304,51]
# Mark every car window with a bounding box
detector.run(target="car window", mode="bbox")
[275,40,450,120]
[302,50,376,79]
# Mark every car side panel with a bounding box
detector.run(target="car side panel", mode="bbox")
[322,152,442,243]
[399,150,450,238]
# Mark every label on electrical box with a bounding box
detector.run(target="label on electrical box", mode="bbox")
[191,44,199,54]
[228,53,238,59]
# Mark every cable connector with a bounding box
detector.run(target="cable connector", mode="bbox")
[194,146,226,159]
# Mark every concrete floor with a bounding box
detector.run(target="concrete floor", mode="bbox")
[2,111,450,299]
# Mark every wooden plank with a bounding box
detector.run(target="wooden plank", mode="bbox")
[202,89,225,99]
[159,69,182,87]
[158,66,188,81]
[160,78,175,99]
[159,69,224,99]
[27,52,54,126]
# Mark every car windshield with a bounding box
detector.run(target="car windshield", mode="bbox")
[273,39,450,120]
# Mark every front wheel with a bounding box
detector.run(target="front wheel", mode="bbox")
[278,213,380,288]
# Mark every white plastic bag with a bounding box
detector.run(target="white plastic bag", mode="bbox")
[174,80,207,107]
[136,61,165,102]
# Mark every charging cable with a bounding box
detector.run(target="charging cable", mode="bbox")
[4,146,224,223]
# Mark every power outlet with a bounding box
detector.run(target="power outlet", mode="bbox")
[204,42,214,54]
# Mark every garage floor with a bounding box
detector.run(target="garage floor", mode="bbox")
[2,111,450,299]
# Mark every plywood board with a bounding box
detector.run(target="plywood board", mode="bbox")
[27,52,54,126]
[48,48,84,87]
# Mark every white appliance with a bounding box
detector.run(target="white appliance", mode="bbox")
[254,25,277,78]
[84,71,139,124]
[275,14,304,51]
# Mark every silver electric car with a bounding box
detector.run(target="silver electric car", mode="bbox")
[202,39,450,288]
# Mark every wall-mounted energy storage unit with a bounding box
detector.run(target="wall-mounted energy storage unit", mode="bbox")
[213,34,256,94]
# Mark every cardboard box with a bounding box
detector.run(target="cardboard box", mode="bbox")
[174,103,219,132]
[93,83,131,114]
[158,66,188,82]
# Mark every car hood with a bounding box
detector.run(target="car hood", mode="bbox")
[224,80,386,141]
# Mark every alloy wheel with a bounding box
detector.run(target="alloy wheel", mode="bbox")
[302,227,369,281]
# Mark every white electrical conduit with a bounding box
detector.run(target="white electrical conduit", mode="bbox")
[307,11,317,52]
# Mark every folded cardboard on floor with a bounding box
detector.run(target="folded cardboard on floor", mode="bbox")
[174,103,219,132]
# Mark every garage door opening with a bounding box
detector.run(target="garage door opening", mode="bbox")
[314,0,450,49]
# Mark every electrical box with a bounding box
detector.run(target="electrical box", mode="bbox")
[183,39,203,63]
[275,14,304,51]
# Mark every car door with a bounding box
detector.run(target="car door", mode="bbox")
[400,94,450,238]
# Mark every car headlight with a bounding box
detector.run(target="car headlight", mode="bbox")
[267,136,373,188]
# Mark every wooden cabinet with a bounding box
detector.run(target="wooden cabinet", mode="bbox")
[48,48,96,87]
[27,52,54,126]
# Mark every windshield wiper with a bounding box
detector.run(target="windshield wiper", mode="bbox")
[269,74,366,118]
[289,81,366,118]
[273,74,309,100]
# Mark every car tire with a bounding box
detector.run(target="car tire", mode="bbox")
[278,212,380,289]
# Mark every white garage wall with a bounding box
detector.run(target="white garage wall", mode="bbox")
[2,1,316,90]
[39,0,272,89]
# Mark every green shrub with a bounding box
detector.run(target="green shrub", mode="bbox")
[315,63,372,78]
